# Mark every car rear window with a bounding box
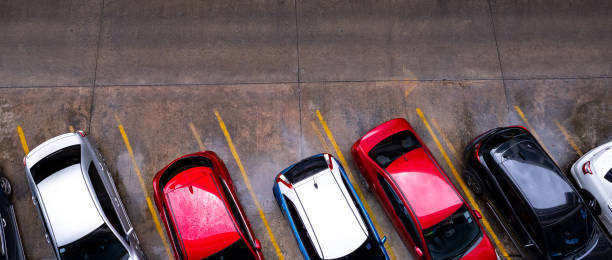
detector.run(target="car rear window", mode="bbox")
[30,145,81,184]
[158,156,213,191]
[284,156,328,184]
[368,130,421,168]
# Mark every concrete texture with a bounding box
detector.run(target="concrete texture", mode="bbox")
[96,0,298,85]
[0,0,101,87]
[1,0,612,259]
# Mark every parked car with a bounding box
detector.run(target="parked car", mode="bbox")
[351,118,497,260]
[0,169,25,260]
[273,153,390,260]
[463,126,612,259]
[24,131,145,260]
[571,141,612,233]
[153,151,264,260]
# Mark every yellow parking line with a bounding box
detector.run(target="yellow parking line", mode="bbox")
[416,108,510,258]
[311,121,331,154]
[431,118,460,161]
[188,122,206,151]
[554,120,583,156]
[17,126,29,155]
[114,114,172,260]
[513,106,554,157]
[213,110,284,260]
[68,125,75,132]
[404,86,416,97]
[316,110,398,260]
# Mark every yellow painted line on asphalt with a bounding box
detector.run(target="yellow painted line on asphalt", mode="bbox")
[416,108,510,258]
[311,121,331,154]
[69,125,75,132]
[431,118,460,161]
[554,120,583,156]
[114,114,172,260]
[213,109,284,260]
[316,110,398,260]
[17,126,29,155]
[513,105,554,157]
[188,122,206,151]
[404,86,416,97]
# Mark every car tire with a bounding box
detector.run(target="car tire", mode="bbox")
[581,190,601,216]
[464,169,484,196]
[0,177,12,196]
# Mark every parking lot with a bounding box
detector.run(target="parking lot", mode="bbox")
[1,0,612,259]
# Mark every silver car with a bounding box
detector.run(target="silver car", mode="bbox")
[24,131,145,260]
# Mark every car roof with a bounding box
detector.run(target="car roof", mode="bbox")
[280,158,369,259]
[386,148,463,228]
[163,166,241,259]
[37,164,104,247]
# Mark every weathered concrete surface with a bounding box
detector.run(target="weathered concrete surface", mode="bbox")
[89,84,302,259]
[96,0,298,85]
[297,0,501,82]
[0,0,101,87]
[0,87,92,259]
[492,0,612,78]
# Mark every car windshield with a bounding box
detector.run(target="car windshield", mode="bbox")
[330,235,386,260]
[422,205,480,260]
[30,145,81,184]
[203,239,256,260]
[368,130,422,168]
[59,224,128,260]
[544,206,594,259]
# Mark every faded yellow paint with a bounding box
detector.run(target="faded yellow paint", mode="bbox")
[188,122,206,151]
[114,114,172,260]
[555,120,583,156]
[316,110,398,260]
[213,109,284,260]
[416,108,510,259]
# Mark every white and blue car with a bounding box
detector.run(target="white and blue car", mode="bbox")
[273,153,389,260]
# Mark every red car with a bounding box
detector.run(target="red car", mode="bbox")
[351,119,498,260]
[153,151,264,260]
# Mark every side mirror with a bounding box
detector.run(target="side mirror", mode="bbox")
[415,246,424,258]
[474,210,482,219]
[380,236,387,244]
[255,238,262,250]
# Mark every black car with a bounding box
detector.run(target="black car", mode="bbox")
[463,126,612,259]
[0,169,25,260]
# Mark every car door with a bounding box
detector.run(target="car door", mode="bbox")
[377,174,425,258]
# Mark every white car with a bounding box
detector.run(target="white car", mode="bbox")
[273,153,389,260]
[24,131,145,260]
[571,141,612,233]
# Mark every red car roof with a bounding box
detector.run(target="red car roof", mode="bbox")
[386,148,463,228]
[163,166,241,259]
[358,118,463,229]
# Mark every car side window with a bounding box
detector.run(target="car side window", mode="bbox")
[87,162,126,237]
[284,195,322,260]
[377,174,422,248]
[219,179,254,246]
[162,204,185,259]
[605,169,612,183]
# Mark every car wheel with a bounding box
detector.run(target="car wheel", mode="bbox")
[464,169,484,196]
[0,177,12,196]
[581,190,601,216]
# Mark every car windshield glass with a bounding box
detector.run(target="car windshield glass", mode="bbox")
[604,169,612,183]
[59,224,128,260]
[330,234,386,260]
[422,205,480,260]
[203,239,256,260]
[544,206,593,258]
[368,130,421,168]
[30,145,81,183]
[284,155,328,183]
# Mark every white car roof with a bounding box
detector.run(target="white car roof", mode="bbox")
[37,164,104,246]
[286,166,368,259]
[26,133,82,168]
